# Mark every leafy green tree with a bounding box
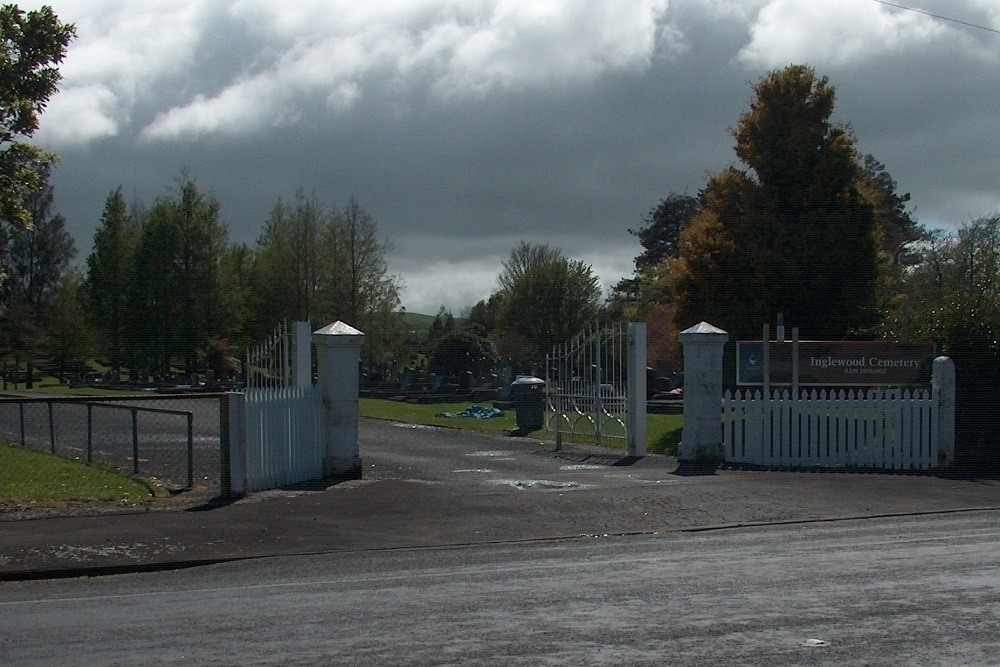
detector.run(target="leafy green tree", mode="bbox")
[43,269,93,379]
[467,292,504,334]
[172,175,228,372]
[321,197,402,366]
[427,306,455,344]
[429,328,497,377]
[127,174,228,375]
[245,193,401,366]
[127,199,179,376]
[860,154,925,267]
[323,198,401,323]
[247,190,326,337]
[670,65,880,340]
[493,241,602,369]
[84,187,138,380]
[884,215,1000,355]
[611,193,700,309]
[631,192,701,272]
[0,166,75,385]
[0,5,74,236]
[216,242,255,348]
[608,195,697,371]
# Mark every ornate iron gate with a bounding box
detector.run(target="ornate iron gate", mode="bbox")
[546,322,646,455]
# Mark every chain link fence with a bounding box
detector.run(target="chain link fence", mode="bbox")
[0,394,225,496]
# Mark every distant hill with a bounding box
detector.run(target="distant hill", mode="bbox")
[397,311,467,337]
[398,311,437,335]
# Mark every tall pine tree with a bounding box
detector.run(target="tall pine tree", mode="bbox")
[84,187,137,380]
[670,65,880,340]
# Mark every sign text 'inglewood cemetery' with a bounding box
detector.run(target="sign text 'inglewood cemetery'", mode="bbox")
[737,341,936,386]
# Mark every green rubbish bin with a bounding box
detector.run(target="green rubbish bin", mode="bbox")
[512,376,545,431]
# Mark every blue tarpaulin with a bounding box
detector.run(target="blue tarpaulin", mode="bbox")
[437,405,505,419]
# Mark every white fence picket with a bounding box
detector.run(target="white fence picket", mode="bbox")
[724,386,939,470]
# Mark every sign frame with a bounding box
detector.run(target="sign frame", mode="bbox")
[737,340,936,387]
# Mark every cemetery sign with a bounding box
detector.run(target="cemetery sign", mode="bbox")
[737,340,936,386]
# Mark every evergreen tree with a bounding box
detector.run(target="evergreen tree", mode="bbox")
[0,167,75,385]
[247,190,326,337]
[670,65,880,340]
[44,269,92,379]
[127,174,228,375]
[84,187,137,380]
[321,197,402,366]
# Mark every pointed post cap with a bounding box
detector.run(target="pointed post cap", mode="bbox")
[679,321,729,343]
[313,320,366,347]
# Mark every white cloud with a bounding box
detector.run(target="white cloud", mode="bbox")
[29,0,214,146]
[36,0,673,143]
[35,84,120,146]
[738,0,946,68]
[396,258,501,315]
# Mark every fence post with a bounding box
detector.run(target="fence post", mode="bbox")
[131,407,139,474]
[933,356,956,468]
[48,402,56,454]
[313,321,366,479]
[87,404,93,463]
[220,392,248,497]
[186,413,194,490]
[678,321,729,462]
[627,322,647,457]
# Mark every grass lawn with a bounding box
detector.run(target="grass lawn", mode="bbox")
[0,443,159,508]
[0,374,149,397]
[360,398,682,455]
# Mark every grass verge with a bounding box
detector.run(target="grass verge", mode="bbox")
[0,375,150,397]
[0,443,159,509]
[360,398,682,455]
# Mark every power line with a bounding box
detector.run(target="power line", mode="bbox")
[870,0,1000,36]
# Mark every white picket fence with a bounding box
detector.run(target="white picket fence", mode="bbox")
[241,385,324,491]
[722,388,941,470]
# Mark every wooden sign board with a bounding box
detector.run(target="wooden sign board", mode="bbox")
[737,341,936,386]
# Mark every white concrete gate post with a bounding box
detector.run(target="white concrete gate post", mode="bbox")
[933,356,956,467]
[313,321,365,479]
[678,321,729,463]
[626,322,647,457]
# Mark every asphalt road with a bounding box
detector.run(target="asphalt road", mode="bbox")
[2,510,997,666]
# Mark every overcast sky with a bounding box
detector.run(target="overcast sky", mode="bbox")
[25,0,1000,315]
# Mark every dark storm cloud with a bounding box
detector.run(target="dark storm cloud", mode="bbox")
[30,0,1000,313]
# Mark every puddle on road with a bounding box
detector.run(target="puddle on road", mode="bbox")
[559,464,604,471]
[393,423,440,430]
[466,450,515,460]
[489,479,591,491]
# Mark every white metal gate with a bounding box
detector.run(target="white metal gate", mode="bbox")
[245,321,312,389]
[229,321,324,492]
[546,322,646,456]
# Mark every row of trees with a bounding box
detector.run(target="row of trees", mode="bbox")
[0,168,403,385]
[82,181,403,381]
